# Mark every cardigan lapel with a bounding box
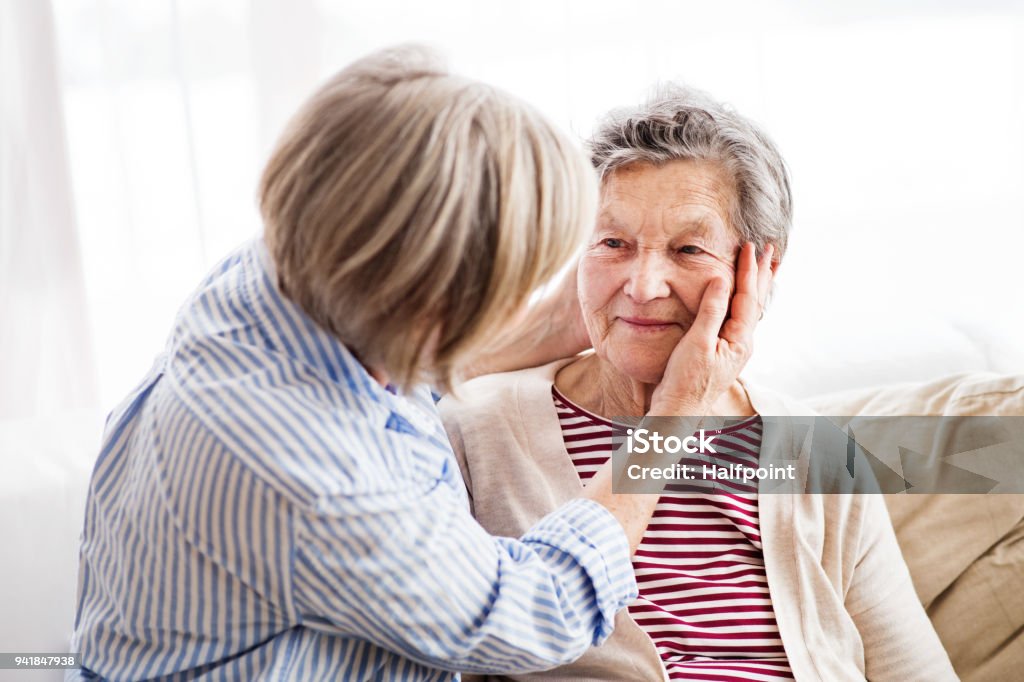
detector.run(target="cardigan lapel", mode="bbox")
[512,358,590,498]
[744,380,820,680]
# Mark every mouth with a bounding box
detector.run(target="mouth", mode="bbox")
[618,316,680,332]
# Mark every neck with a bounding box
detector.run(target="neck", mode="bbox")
[554,353,754,419]
[555,354,655,418]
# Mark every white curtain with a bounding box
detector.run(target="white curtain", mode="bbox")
[7,0,1017,416]
[0,0,100,662]
[41,0,1024,412]
[1,0,96,420]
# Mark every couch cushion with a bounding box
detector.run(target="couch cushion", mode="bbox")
[806,373,1024,681]
[806,372,1024,417]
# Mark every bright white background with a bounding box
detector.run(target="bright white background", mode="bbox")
[46,0,1024,415]
[2,0,1024,674]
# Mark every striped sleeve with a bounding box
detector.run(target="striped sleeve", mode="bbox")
[70,240,640,680]
[292,486,636,674]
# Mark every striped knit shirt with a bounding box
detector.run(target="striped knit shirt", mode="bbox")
[553,387,794,681]
[67,237,638,681]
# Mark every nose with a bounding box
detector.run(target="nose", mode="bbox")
[623,252,671,303]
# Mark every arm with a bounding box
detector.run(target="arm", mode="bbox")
[293,479,636,675]
[463,264,590,379]
[845,495,958,681]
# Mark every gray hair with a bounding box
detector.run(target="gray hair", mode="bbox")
[588,84,792,259]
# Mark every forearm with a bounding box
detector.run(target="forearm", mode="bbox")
[466,312,565,378]
[408,499,637,673]
[581,469,659,554]
[297,491,637,675]
[582,412,705,553]
[463,274,588,380]
[457,499,638,672]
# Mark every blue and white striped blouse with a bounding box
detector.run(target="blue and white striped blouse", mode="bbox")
[69,238,637,681]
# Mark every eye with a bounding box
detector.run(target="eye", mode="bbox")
[601,238,625,249]
[678,245,704,255]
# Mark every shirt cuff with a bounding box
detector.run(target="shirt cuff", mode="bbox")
[521,497,638,645]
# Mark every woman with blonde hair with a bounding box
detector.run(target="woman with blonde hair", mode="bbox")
[69,47,770,680]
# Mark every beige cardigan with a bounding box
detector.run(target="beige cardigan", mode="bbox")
[439,360,958,682]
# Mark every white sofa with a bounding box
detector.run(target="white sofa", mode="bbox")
[0,410,99,682]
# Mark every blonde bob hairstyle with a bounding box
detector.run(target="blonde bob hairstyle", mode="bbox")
[260,46,596,393]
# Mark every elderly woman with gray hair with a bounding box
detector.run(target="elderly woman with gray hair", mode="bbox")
[440,86,958,681]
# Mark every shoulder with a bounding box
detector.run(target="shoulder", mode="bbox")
[439,371,520,435]
[439,359,569,439]
[741,377,819,417]
[163,337,431,510]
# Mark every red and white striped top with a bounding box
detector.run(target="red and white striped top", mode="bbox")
[553,386,793,681]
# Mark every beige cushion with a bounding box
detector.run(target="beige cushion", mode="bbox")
[805,372,1024,417]
[806,373,1024,681]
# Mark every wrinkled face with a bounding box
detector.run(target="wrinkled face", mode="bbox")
[579,160,742,384]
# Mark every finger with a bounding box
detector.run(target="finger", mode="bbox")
[735,242,758,299]
[755,244,774,306]
[727,243,761,331]
[721,243,768,347]
[686,277,731,351]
